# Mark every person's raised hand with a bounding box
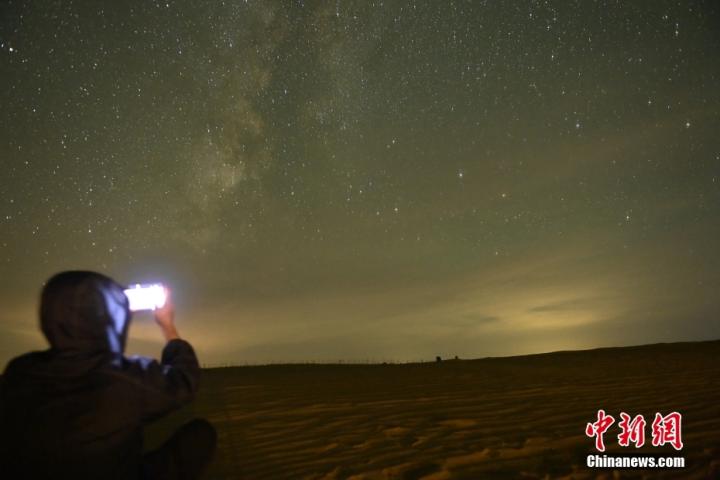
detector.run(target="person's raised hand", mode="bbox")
[154,288,180,342]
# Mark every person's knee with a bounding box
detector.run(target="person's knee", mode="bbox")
[182,418,217,451]
[142,419,217,480]
[168,419,217,479]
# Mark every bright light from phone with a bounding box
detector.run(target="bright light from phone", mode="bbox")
[124,284,167,312]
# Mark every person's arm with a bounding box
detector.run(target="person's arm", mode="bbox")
[154,291,180,342]
[128,291,201,422]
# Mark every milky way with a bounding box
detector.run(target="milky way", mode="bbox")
[2,1,719,365]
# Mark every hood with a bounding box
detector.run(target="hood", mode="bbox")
[39,271,132,355]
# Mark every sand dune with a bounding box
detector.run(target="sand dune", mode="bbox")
[145,340,720,479]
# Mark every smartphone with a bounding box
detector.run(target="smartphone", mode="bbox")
[124,283,167,312]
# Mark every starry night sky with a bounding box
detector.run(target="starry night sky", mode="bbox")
[2,1,719,366]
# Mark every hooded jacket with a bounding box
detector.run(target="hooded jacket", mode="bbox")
[0,271,200,479]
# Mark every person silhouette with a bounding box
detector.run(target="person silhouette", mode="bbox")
[0,271,216,479]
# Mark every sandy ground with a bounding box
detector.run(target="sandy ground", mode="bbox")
[146,340,720,479]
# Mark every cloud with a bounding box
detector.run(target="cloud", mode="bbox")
[171,228,634,362]
[527,296,611,313]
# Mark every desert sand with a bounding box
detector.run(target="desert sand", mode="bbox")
[146,340,720,479]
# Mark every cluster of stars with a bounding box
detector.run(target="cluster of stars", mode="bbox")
[0,1,718,362]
